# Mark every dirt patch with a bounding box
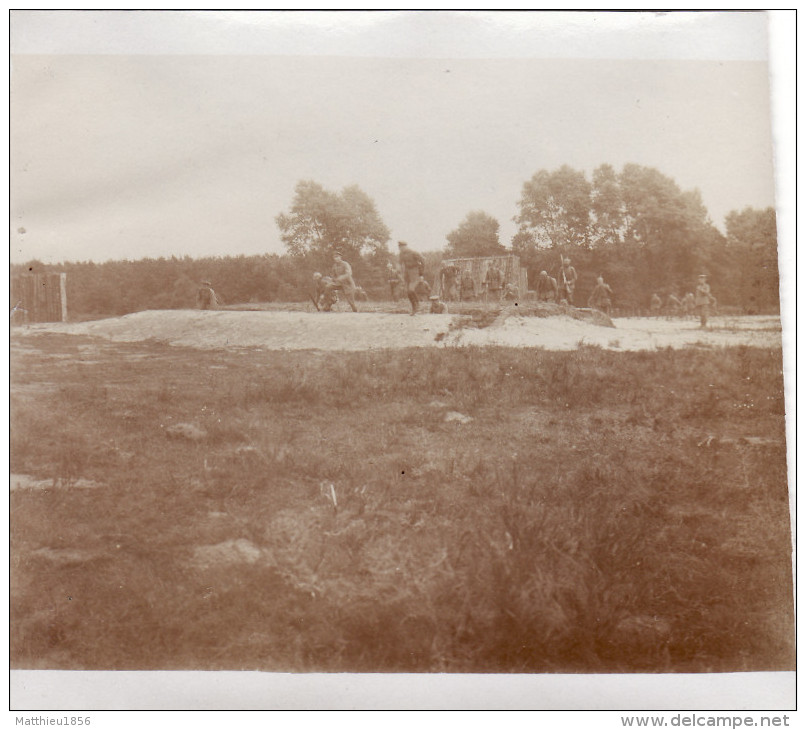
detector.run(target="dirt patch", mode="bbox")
[13,310,782,352]
[190,538,266,569]
[30,548,104,566]
[10,474,102,491]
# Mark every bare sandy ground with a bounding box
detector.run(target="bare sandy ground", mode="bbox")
[14,310,783,351]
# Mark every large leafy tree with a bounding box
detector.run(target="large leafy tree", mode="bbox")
[617,164,719,292]
[511,162,733,306]
[514,165,592,249]
[590,163,625,247]
[276,180,391,261]
[725,206,779,312]
[619,164,707,247]
[445,211,506,258]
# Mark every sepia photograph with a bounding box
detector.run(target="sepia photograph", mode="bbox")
[9,10,795,711]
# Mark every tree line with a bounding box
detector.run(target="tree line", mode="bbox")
[12,164,780,318]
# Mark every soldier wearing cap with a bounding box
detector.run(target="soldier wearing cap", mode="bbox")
[484,262,504,302]
[503,282,519,301]
[666,292,682,318]
[681,291,696,318]
[387,262,403,300]
[588,276,613,314]
[650,292,662,317]
[331,251,358,312]
[439,262,460,302]
[536,270,558,303]
[694,273,713,328]
[429,294,448,314]
[459,268,476,302]
[398,241,426,315]
[197,280,218,310]
[313,271,338,311]
[559,257,577,305]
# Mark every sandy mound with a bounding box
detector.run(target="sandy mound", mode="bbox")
[15,310,782,352]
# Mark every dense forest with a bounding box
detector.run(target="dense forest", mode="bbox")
[11,165,780,319]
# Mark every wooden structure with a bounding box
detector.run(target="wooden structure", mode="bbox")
[438,255,529,300]
[10,273,68,324]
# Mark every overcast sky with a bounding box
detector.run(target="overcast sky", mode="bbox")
[10,11,782,264]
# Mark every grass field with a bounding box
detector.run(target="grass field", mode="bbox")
[10,332,793,673]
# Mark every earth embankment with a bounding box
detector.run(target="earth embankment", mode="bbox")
[15,310,782,352]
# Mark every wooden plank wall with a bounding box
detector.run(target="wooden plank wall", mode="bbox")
[440,255,529,298]
[10,273,67,324]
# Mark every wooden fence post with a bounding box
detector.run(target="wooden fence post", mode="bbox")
[59,273,68,322]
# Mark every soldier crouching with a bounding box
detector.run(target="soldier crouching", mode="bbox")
[429,295,448,314]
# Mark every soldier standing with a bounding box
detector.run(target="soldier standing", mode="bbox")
[666,292,682,318]
[398,241,426,315]
[439,262,459,301]
[694,274,712,328]
[332,252,358,312]
[559,257,578,305]
[650,293,662,316]
[484,263,504,303]
[387,263,403,300]
[588,276,613,314]
[459,268,476,302]
[681,292,695,318]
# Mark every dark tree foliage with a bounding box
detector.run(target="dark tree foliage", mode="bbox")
[445,211,506,258]
[11,170,779,318]
[11,251,392,319]
[515,165,592,248]
[276,180,391,263]
[274,180,393,295]
[724,206,779,313]
[512,163,775,313]
[590,163,625,248]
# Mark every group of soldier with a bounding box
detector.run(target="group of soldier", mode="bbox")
[535,258,581,306]
[533,258,614,315]
[433,261,518,305]
[314,241,442,316]
[197,246,714,327]
[650,274,715,327]
[312,248,617,317]
[312,251,361,313]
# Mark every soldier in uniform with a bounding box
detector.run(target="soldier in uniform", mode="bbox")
[681,292,696,318]
[588,276,613,314]
[387,263,403,300]
[558,257,578,305]
[439,263,460,302]
[415,275,432,301]
[313,272,338,311]
[694,274,713,328]
[502,282,519,301]
[197,280,218,310]
[650,292,663,317]
[331,251,358,312]
[459,268,476,302]
[484,263,504,303]
[536,270,558,303]
[429,294,448,314]
[398,241,426,315]
[666,292,682,318]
